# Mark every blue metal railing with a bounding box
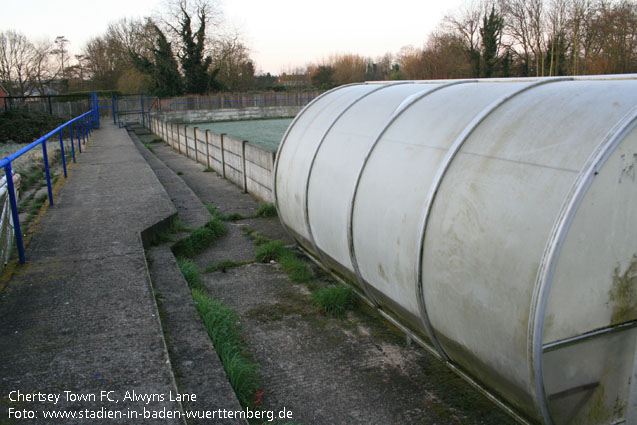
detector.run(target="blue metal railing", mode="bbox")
[1,93,100,264]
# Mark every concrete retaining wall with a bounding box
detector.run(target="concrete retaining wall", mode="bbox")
[150,116,276,203]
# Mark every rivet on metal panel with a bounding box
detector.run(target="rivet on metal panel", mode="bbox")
[531,105,637,425]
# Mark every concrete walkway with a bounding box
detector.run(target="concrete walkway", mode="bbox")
[0,123,182,424]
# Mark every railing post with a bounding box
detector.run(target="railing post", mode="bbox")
[59,129,67,178]
[111,93,116,125]
[76,119,82,153]
[4,163,25,264]
[69,121,76,163]
[42,140,53,206]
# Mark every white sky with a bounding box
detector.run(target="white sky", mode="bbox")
[0,0,465,75]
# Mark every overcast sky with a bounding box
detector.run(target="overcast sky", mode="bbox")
[0,0,465,75]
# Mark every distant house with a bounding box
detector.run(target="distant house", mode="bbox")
[23,86,59,99]
[277,73,309,88]
[0,84,7,109]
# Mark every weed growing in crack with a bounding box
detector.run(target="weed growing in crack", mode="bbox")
[176,257,204,291]
[172,218,227,258]
[205,259,253,273]
[254,203,277,218]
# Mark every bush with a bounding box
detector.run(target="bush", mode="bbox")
[0,110,66,144]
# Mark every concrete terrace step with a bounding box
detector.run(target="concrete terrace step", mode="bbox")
[0,123,189,424]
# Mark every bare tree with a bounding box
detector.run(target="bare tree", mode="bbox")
[444,1,484,75]
[31,40,58,95]
[210,31,253,90]
[0,30,36,96]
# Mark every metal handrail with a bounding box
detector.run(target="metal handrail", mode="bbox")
[1,100,100,264]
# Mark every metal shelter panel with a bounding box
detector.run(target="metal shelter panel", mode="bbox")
[274,75,637,425]
[274,84,374,247]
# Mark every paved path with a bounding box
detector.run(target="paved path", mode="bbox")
[0,123,182,424]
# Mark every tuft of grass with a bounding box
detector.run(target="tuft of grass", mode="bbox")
[150,137,163,143]
[143,142,154,152]
[168,218,191,233]
[224,212,244,221]
[206,203,247,221]
[279,251,313,283]
[172,218,227,258]
[191,288,260,407]
[176,171,184,175]
[254,203,277,218]
[311,285,356,315]
[255,239,313,282]
[206,204,223,220]
[177,257,204,292]
[203,167,215,173]
[255,240,286,263]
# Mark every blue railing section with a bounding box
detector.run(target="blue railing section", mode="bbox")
[2,92,100,264]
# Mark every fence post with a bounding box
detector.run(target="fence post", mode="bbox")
[205,130,211,170]
[220,133,226,178]
[184,126,189,158]
[4,163,25,264]
[241,140,248,194]
[193,127,199,164]
[177,124,181,154]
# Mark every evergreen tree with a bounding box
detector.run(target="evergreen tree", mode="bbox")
[151,26,182,96]
[177,3,212,94]
[480,6,504,78]
[130,24,183,97]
